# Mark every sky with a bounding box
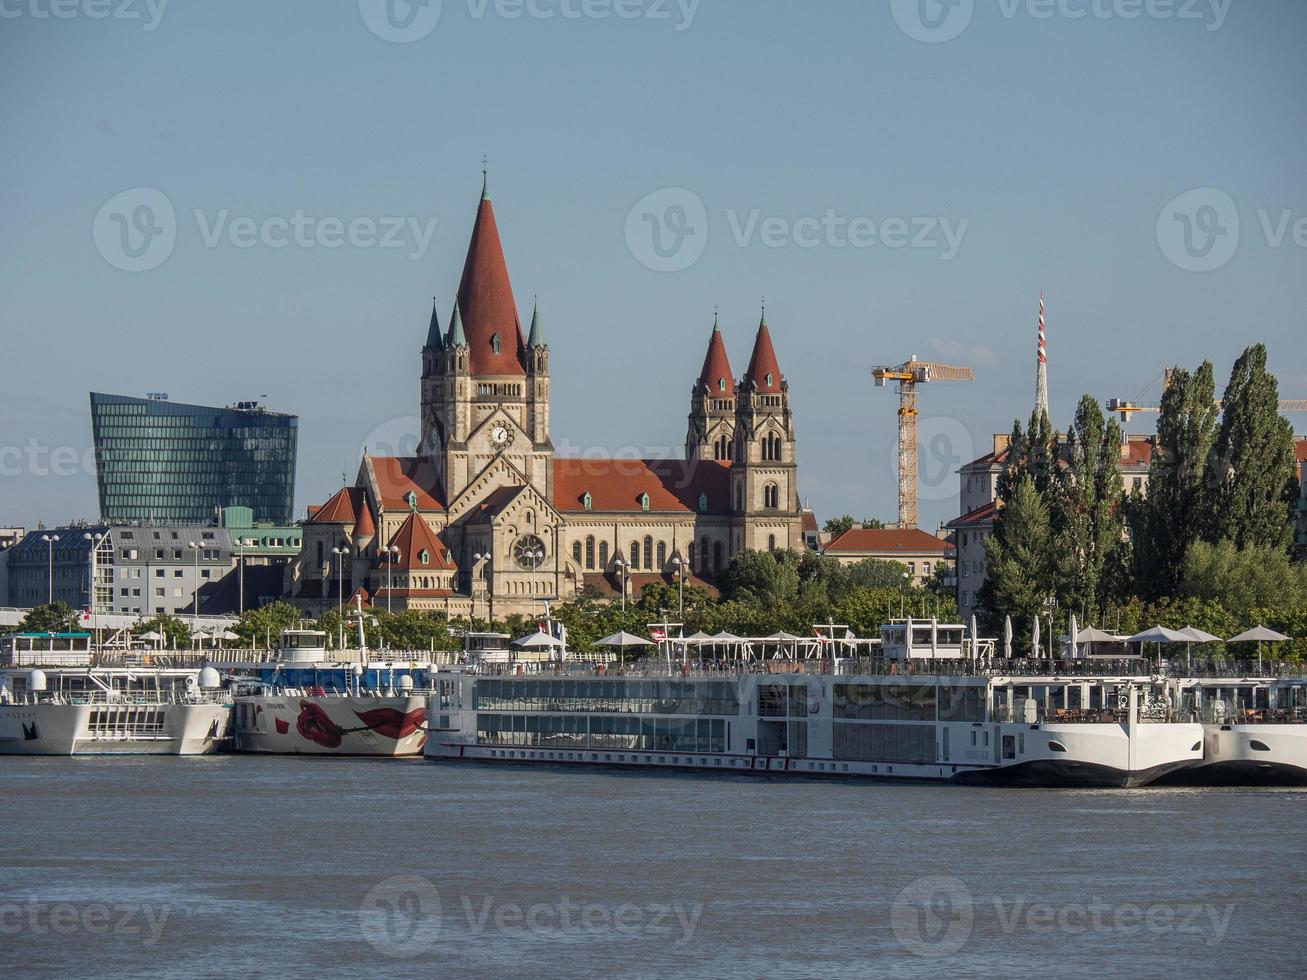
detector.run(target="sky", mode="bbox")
[1,0,1304,533]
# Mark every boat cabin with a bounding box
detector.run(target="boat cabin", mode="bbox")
[0,632,93,667]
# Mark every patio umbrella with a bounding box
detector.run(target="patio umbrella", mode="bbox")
[684,630,712,642]
[513,631,566,648]
[593,631,653,649]
[1075,626,1120,657]
[1229,625,1290,673]
[1003,615,1013,659]
[1125,625,1188,668]
[1068,612,1079,660]
[1176,626,1221,672]
[968,614,979,659]
[1031,616,1041,660]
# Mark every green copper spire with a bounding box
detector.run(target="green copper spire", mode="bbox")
[425,298,443,350]
[447,300,468,348]
[527,297,545,348]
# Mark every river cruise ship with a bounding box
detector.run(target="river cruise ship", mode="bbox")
[0,632,231,756]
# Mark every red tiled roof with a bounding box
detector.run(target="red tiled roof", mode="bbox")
[370,456,445,512]
[583,572,719,598]
[456,192,525,377]
[947,501,998,529]
[553,458,730,513]
[801,511,819,534]
[743,319,782,393]
[825,527,949,555]
[370,588,454,599]
[352,500,376,539]
[1296,437,1307,464]
[698,324,734,395]
[309,487,366,524]
[383,512,456,570]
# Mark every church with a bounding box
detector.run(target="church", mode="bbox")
[287,178,804,618]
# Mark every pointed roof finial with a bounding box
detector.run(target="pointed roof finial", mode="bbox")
[447,299,468,348]
[527,295,545,348]
[760,298,767,326]
[712,304,719,330]
[481,157,489,200]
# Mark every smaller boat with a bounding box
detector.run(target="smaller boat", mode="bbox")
[0,631,231,756]
[227,629,431,757]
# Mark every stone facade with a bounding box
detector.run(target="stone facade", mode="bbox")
[287,182,804,617]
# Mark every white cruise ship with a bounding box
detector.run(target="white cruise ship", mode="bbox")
[0,632,231,756]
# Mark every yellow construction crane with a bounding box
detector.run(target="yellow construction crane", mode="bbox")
[873,356,975,529]
[1107,369,1307,421]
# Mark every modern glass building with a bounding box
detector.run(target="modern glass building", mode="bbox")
[90,393,298,525]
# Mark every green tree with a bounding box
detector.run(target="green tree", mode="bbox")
[134,613,191,650]
[1053,395,1126,617]
[822,515,884,536]
[844,558,911,591]
[1127,362,1218,598]
[233,600,305,648]
[18,602,79,634]
[1180,539,1307,620]
[718,550,801,607]
[1208,344,1298,551]
[997,409,1058,504]
[978,475,1056,641]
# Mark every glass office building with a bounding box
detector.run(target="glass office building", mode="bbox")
[90,393,298,525]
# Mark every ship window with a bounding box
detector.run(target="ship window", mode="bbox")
[1250,740,1271,752]
[1048,741,1068,753]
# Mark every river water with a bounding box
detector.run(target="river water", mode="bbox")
[1,757,1304,978]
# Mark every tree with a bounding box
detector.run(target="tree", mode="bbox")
[978,475,1056,641]
[822,515,883,536]
[718,550,801,607]
[997,409,1057,504]
[1127,362,1218,598]
[845,558,911,591]
[134,613,191,650]
[1208,344,1298,551]
[18,602,79,634]
[1180,539,1307,620]
[1053,395,1126,617]
[233,600,304,648]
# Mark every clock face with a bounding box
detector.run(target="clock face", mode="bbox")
[490,424,510,447]
[513,534,546,570]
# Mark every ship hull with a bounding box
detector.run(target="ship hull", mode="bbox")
[231,695,427,756]
[0,702,230,756]
[1157,724,1307,786]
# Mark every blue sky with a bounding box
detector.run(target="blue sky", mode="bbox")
[1,0,1304,532]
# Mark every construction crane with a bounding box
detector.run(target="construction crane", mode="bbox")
[1107,370,1307,421]
[873,356,975,529]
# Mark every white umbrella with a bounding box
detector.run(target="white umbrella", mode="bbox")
[1074,626,1119,657]
[513,631,565,648]
[593,631,652,648]
[765,631,803,642]
[711,631,741,641]
[1068,612,1079,660]
[1229,625,1290,674]
[1031,616,1041,660]
[1003,615,1013,659]
[1124,626,1189,644]
[969,614,979,659]
[1177,625,1221,672]
[684,630,712,642]
[138,630,163,641]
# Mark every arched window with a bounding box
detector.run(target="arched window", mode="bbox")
[765,372,773,387]
[767,534,776,551]
[688,541,696,570]
[656,541,667,568]
[491,334,501,354]
[419,549,430,565]
[585,536,595,570]
[639,492,650,512]
[718,377,726,391]
[700,536,709,571]
[581,491,592,511]
[629,541,639,567]
[698,492,708,513]
[734,484,743,510]
[764,483,779,509]
[572,541,582,565]
[598,541,609,568]
[643,536,654,569]
[713,541,723,571]
[316,540,324,566]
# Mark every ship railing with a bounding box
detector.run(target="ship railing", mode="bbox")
[0,689,229,707]
[1201,706,1307,724]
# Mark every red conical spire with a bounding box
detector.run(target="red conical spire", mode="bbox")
[697,310,734,395]
[744,307,782,394]
[456,177,526,376]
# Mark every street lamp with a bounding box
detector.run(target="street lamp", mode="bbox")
[188,541,202,637]
[670,556,687,620]
[386,544,400,615]
[40,534,59,604]
[83,532,104,646]
[900,570,910,619]
[331,545,348,650]
[614,556,628,612]
[473,552,490,625]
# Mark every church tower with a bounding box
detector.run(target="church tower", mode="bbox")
[685,312,736,461]
[730,309,800,553]
[420,174,553,503]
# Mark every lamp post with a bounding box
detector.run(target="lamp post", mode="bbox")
[83,532,104,647]
[671,556,686,620]
[473,552,490,625]
[386,545,400,615]
[188,541,202,638]
[331,545,347,650]
[236,539,245,616]
[614,556,627,612]
[900,570,910,619]
[41,534,59,604]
